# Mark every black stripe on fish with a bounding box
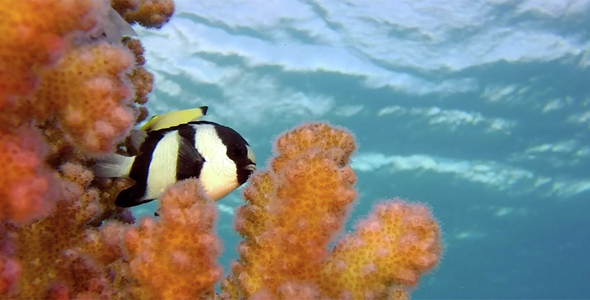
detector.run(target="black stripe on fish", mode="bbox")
[190,121,252,185]
[115,128,168,207]
[176,123,204,181]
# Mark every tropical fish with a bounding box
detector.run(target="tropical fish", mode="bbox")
[93,119,256,207]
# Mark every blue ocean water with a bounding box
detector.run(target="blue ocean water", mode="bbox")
[131,1,590,298]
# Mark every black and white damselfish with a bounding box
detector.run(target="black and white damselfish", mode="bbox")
[92,119,256,207]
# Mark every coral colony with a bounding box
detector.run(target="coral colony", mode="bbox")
[0,1,442,299]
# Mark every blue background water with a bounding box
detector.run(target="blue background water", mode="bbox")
[130,1,590,298]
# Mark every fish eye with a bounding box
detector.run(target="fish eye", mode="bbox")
[230,145,245,158]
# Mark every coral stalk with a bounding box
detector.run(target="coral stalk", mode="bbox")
[124,179,222,300]
[222,123,442,299]
[0,0,171,298]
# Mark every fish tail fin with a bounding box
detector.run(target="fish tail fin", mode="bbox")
[92,154,135,178]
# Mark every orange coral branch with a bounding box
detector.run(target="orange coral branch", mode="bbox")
[112,0,175,29]
[125,179,222,300]
[0,128,56,224]
[0,0,104,107]
[33,42,136,154]
[223,122,443,299]
[0,0,169,298]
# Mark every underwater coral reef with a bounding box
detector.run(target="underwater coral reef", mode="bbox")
[0,1,442,299]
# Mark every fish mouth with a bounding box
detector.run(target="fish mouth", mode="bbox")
[244,163,257,172]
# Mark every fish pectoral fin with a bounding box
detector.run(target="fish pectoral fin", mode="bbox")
[128,129,148,155]
[177,135,205,180]
[115,184,154,207]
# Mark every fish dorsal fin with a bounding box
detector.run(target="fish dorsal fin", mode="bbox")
[140,106,209,132]
[176,133,204,181]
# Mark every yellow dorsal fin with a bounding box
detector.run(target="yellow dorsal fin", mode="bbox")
[140,106,208,131]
